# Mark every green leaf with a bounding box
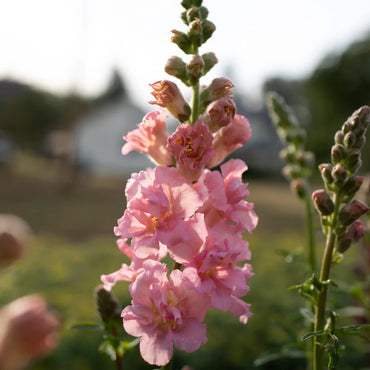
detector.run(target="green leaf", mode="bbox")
[302,330,326,341]
[254,349,305,366]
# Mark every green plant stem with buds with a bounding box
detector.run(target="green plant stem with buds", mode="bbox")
[313,192,341,370]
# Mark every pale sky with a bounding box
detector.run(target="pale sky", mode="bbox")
[1,0,370,109]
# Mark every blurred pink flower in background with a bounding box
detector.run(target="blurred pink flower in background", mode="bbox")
[0,295,60,370]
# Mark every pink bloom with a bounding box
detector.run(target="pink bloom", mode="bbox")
[203,96,236,131]
[196,159,258,233]
[149,80,191,122]
[115,166,203,258]
[0,295,60,370]
[209,114,252,167]
[121,110,172,166]
[166,121,215,182]
[122,260,209,366]
[182,233,253,322]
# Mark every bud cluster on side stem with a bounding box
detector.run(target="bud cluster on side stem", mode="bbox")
[312,105,370,370]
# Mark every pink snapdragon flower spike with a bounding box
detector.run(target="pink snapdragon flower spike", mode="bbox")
[0,295,60,370]
[122,260,209,366]
[166,120,215,182]
[149,80,191,122]
[210,114,252,167]
[115,166,203,258]
[121,109,172,166]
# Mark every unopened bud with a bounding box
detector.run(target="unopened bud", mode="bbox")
[282,128,306,146]
[171,30,193,54]
[95,285,122,325]
[291,179,306,199]
[186,7,200,23]
[297,151,315,169]
[201,52,218,75]
[332,163,347,184]
[282,164,302,180]
[165,56,189,85]
[338,199,370,226]
[319,163,333,185]
[341,176,364,200]
[331,144,346,164]
[312,189,335,215]
[346,149,361,174]
[353,134,366,149]
[279,148,296,163]
[201,19,216,43]
[199,6,209,21]
[337,220,366,253]
[188,18,203,47]
[199,77,233,111]
[187,54,204,83]
[343,131,356,148]
[334,130,344,145]
[356,105,370,128]
[181,0,202,9]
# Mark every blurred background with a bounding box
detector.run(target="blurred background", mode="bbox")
[1,0,370,369]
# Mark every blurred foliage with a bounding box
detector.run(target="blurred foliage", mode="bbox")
[264,32,370,171]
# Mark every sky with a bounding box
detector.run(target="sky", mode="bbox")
[1,0,370,109]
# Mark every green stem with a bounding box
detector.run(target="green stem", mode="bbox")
[313,192,341,370]
[304,186,316,273]
[190,82,200,125]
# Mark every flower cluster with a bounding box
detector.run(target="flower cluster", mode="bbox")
[101,0,257,366]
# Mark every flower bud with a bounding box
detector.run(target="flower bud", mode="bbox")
[334,130,344,145]
[95,285,122,325]
[337,220,366,253]
[203,96,236,130]
[331,144,346,164]
[199,77,233,111]
[201,19,216,43]
[312,189,335,216]
[165,56,189,85]
[331,163,347,183]
[181,0,202,9]
[201,52,218,75]
[341,176,364,200]
[171,30,193,54]
[356,105,370,128]
[199,6,209,21]
[319,163,333,185]
[149,80,191,122]
[343,131,356,148]
[282,164,302,180]
[188,18,203,47]
[346,149,361,174]
[353,134,366,149]
[282,127,305,146]
[279,148,296,163]
[338,199,370,226]
[291,179,306,200]
[186,7,200,23]
[187,54,204,84]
